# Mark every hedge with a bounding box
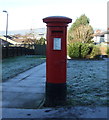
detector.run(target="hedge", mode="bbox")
[68,42,101,59]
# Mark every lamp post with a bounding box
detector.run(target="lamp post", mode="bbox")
[3,10,8,43]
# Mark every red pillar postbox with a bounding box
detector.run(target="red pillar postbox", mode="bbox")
[43,16,72,106]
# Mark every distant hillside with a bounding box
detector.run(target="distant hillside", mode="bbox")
[0,27,105,36]
[0,28,46,35]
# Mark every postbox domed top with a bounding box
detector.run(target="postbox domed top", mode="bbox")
[43,16,72,24]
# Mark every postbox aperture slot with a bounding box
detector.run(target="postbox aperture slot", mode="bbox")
[53,38,61,50]
[52,31,63,34]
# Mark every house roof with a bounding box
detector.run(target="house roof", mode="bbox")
[0,36,21,45]
[13,38,25,43]
[94,30,109,37]
[103,30,109,34]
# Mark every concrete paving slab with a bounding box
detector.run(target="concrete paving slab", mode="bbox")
[16,81,40,87]
[2,91,44,108]
[2,86,28,92]
[25,76,46,82]
[2,92,18,101]
[5,78,21,83]
[2,63,46,110]
[2,86,45,93]
[6,62,46,81]
[2,92,44,109]
[0,87,1,91]
[16,82,45,87]
[0,101,2,108]
[2,107,108,119]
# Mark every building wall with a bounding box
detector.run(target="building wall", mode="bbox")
[104,34,109,42]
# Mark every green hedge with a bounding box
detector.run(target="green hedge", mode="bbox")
[68,42,81,58]
[81,44,90,58]
[106,47,109,56]
[68,42,101,59]
[90,46,101,59]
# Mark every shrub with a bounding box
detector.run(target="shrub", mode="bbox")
[68,42,101,59]
[68,42,90,59]
[68,42,81,58]
[81,43,90,58]
[106,47,109,56]
[90,46,101,59]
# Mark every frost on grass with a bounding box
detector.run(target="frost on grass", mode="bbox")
[67,59,108,106]
[2,55,46,82]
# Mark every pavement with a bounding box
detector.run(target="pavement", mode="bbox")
[1,62,46,119]
[0,62,109,119]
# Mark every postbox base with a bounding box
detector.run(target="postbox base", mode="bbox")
[44,82,67,107]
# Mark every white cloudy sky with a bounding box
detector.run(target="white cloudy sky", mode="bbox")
[0,0,108,31]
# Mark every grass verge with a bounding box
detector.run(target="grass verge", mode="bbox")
[67,59,108,106]
[2,55,46,82]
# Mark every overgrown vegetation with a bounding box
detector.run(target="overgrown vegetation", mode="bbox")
[68,42,81,58]
[35,37,46,45]
[68,42,101,59]
[106,47,109,56]
[90,46,101,59]
[81,43,90,58]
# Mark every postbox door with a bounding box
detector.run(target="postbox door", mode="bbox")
[46,27,67,83]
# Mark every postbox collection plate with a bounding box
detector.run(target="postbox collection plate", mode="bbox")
[53,38,61,50]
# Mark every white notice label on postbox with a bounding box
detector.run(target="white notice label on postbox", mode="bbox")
[53,38,61,50]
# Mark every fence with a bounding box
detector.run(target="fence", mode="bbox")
[2,44,46,59]
[34,44,46,55]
